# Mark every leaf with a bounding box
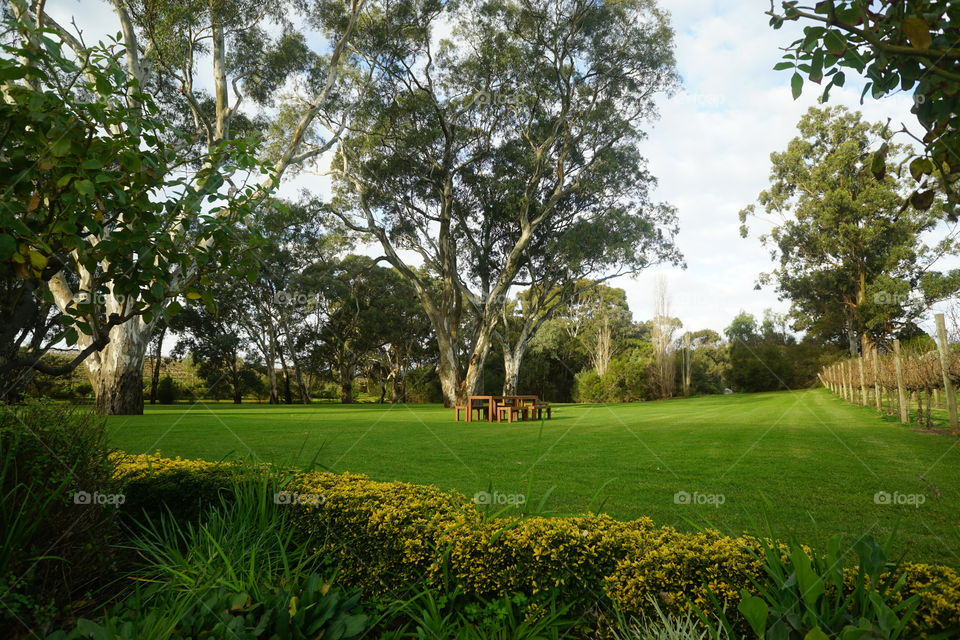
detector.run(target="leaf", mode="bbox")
[0,235,16,260]
[902,17,932,50]
[185,291,202,300]
[870,153,886,180]
[804,628,830,640]
[810,50,824,83]
[909,157,934,181]
[737,592,769,637]
[50,137,72,157]
[74,179,95,197]
[911,189,935,210]
[773,62,794,71]
[824,30,847,54]
[791,72,803,99]
[27,193,41,211]
[28,250,48,271]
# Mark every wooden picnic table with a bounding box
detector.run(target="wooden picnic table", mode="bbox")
[463,395,540,422]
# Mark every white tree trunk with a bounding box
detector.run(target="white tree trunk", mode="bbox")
[502,348,521,396]
[84,318,152,415]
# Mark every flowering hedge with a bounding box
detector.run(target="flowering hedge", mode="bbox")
[112,453,960,636]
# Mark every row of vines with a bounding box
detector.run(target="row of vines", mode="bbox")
[819,315,960,434]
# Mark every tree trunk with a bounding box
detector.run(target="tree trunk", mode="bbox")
[85,320,152,415]
[460,333,491,405]
[502,346,522,396]
[435,333,462,407]
[339,362,355,404]
[149,326,165,405]
[231,359,242,404]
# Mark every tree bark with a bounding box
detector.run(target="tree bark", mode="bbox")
[149,326,165,405]
[339,361,355,404]
[502,347,521,396]
[85,320,152,415]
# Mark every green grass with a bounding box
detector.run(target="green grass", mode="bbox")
[107,389,960,566]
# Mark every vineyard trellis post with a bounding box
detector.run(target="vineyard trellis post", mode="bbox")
[894,339,908,424]
[934,313,959,434]
[847,360,855,403]
[857,349,869,407]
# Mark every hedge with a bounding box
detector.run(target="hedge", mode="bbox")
[112,453,960,636]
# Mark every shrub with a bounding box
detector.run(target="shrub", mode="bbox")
[155,376,180,404]
[573,370,605,403]
[0,401,119,635]
[112,452,264,523]
[111,453,960,638]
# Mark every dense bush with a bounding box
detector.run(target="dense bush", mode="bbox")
[0,401,119,636]
[155,376,182,404]
[111,453,960,637]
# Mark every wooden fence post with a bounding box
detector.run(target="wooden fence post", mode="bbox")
[934,313,959,434]
[871,348,881,411]
[894,339,908,424]
[857,348,868,407]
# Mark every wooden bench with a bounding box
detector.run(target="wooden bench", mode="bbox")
[497,405,527,423]
[455,402,489,421]
[533,402,551,420]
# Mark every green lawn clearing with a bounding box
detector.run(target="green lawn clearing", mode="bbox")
[107,389,960,565]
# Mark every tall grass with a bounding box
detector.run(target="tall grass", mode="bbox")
[127,466,321,600]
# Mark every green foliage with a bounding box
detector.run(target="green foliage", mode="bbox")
[111,453,960,637]
[740,106,959,353]
[378,588,576,640]
[47,573,368,640]
[51,463,367,639]
[0,16,260,332]
[769,1,960,214]
[725,312,806,392]
[612,598,729,640]
[700,536,935,640]
[154,376,182,404]
[0,401,118,633]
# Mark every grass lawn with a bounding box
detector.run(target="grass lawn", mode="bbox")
[107,389,960,566]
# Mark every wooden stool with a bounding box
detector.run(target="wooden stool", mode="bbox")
[497,405,526,423]
[454,405,467,421]
[533,402,551,419]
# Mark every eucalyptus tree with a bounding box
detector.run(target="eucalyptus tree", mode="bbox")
[740,106,960,356]
[492,177,681,395]
[12,0,376,413]
[328,0,678,405]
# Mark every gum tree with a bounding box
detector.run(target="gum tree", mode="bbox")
[12,0,375,413]
[329,0,678,405]
[740,106,960,355]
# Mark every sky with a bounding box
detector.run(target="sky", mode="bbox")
[46,0,948,336]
